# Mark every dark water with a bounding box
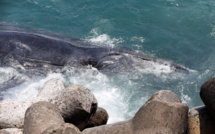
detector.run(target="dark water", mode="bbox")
[1,0,215,123]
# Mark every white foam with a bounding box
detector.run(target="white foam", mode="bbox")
[62,67,129,123]
[142,61,173,75]
[2,73,64,101]
[86,28,123,48]
[0,64,194,124]
[0,67,21,83]
[211,24,215,37]
[131,36,145,43]
[93,87,126,123]
[177,84,192,104]
[1,66,132,123]
[129,56,176,77]
[181,94,191,104]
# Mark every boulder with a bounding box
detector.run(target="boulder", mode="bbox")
[0,79,97,130]
[50,85,97,130]
[0,78,64,128]
[0,130,9,134]
[83,120,132,134]
[0,97,42,129]
[0,128,22,134]
[37,78,65,98]
[84,107,108,129]
[42,123,81,134]
[146,89,181,103]
[83,90,188,134]
[132,90,188,134]
[23,101,64,134]
[188,106,215,134]
[200,77,215,120]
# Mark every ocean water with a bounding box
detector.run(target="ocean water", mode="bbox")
[1,0,215,123]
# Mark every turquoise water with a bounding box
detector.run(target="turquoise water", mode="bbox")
[1,0,215,123]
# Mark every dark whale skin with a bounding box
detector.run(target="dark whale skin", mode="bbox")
[0,24,189,90]
[0,31,138,71]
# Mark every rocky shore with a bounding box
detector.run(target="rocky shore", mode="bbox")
[0,77,215,134]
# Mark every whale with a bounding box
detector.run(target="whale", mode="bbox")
[0,24,189,90]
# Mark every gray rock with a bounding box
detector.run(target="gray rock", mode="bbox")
[188,106,215,134]
[0,98,42,129]
[83,120,132,134]
[37,78,65,98]
[50,85,97,130]
[23,101,64,134]
[146,89,181,103]
[83,90,188,134]
[42,123,81,134]
[0,79,97,130]
[200,77,215,120]
[84,107,108,129]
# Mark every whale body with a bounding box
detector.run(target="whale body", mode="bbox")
[0,24,188,90]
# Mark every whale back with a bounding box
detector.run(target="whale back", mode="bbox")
[0,24,189,74]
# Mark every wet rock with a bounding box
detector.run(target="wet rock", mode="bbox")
[200,77,215,120]
[188,106,215,134]
[42,123,81,134]
[83,90,188,134]
[23,101,64,134]
[84,107,108,129]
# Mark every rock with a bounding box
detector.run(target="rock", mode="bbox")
[83,120,132,134]
[132,90,188,134]
[23,101,64,134]
[0,78,65,128]
[42,123,81,134]
[50,85,97,130]
[147,89,181,103]
[0,130,9,134]
[83,90,188,134]
[0,98,42,129]
[0,79,97,130]
[37,78,65,98]
[0,128,22,134]
[188,106,215,134]
[200,77,215,120]
[84,107,108,129]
